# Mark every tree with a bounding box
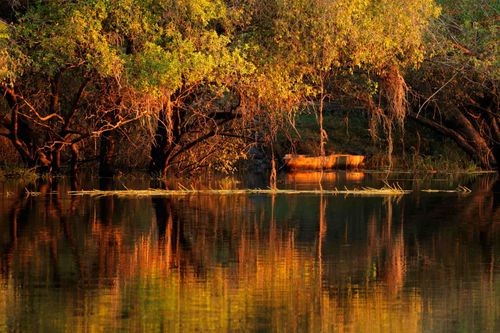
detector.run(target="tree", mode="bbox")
[408,0,499,169]
[255,0,439,168]
[123,0,257,177]
[0,0,150,176]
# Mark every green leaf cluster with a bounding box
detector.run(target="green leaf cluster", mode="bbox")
[237,0,440,108]
[0,19,27,86]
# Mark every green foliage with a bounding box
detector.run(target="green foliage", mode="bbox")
[0,19,27,86]
[126,31,252,96]
[265,0,440,81]
[110,0,255,101]
[16,1,120,77]
[349,0,440,71]
[127,42,183,94]
[430,0,499,80]
[4,0,442,111]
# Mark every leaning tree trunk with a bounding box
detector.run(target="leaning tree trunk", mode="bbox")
[409,108,495,169]
[447,110,494,167]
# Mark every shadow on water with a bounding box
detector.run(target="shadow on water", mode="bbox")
[0,173,498,332]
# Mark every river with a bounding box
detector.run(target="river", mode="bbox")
[0,172,498,332]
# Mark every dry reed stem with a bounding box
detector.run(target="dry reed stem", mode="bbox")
[421,185,472,193]
[63,185,410,198]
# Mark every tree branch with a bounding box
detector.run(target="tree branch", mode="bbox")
[169,117,235,163]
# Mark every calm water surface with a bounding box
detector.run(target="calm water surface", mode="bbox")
[0,172,499,332]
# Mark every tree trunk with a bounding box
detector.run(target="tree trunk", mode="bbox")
[492,142,500,172]
[99,132,116,177]
[70,158,80,190]
[2,87,50,171]
[149,107,170,178]
[51,147,61,175]
[149,103,182,178]
[149,110,168,178]
[35,150,51,174]
[70,143,79,179]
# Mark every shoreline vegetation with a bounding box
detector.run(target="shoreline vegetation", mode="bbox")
[0,164,496,186]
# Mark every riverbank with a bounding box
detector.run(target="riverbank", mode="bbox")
[0,109,492,179]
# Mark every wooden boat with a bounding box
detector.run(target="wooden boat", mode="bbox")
[285,171,365,183]
[283,154,365,170]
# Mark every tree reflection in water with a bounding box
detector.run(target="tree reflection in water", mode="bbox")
[0,175,498,332]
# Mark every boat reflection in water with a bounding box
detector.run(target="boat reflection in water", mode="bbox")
[285,171,365,185]
[0,175,498,332]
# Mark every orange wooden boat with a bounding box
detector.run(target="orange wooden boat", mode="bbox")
[285,171,365,183]
[284,154,365,170]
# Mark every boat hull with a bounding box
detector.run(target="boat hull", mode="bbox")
[284,154,365,170]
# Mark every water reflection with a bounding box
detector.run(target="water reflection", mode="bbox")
[285,171,366,189]
[0,175,498,332]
